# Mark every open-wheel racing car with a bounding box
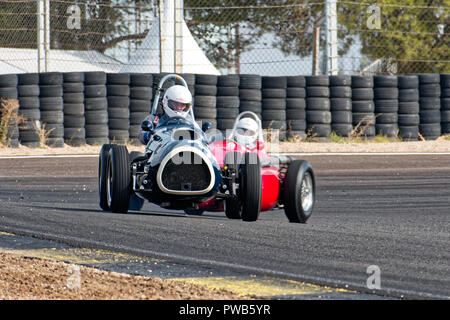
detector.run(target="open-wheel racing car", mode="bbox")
[98,74,315,223]
[198,111,316,223]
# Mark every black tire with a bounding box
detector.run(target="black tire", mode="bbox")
[63,103,84,116]
[306,111,332,124]
[398,102,419,114]
[262,110,286,121]
[107,96,131,110]
[239,89,262,101]
[373,75,397,87]
[39,72,62,85]
[224,152,244,219]
[286,87,306,98]
[419,97,440,110]
[283,160,315,223]
[305,76,329,87]
[398,75,419,89]
[331,98,352,111]
[398,89,419,102]
[286,109,306,120]
[194,95,216,108]
[216,96,239,108]
[419,84,441,97]
[85,85,107,98]
[306,124,331,137]
[64,92,84,103]
[376,124,399,137]
[18,73,39,85]
[99,144,112,211]
[107,73,130,85]
[286,98,306,109]
[287,76,306,88]
[217,86,239,96]
[18,85,40,97]
[418,74,440,84]
[332,111,352,124]
[194,84,217,96]
[330,75,351,86]
[130,87,152,100]
[398,126,419,141]
[352,100,375,113]
[376,112,398,124]
[374,99,398,113]
[217,107,239,119]
[63,83,84,93]
[331,124,353,136]
[398,114,420,126]
[419,110,441,124]
[218,74,240,87]
[39,85,63,97]
[306,97,330,111]
[106,145,131,213]
[352,88,374,100]
[240,152,262,222]
[306,86,329,98]
[262,88,287,99]
[107,85,130,97]
[351,76,373,88]
[330,86,352,98]
[63,72,85,83]
[195,74,218,86]
[64,115,85,128]
[239,75,261,89]
[194,106,216,119]
[262,98,286,110]
[85,72,106,85]
[262,76,287,89]
[130,73,153,86]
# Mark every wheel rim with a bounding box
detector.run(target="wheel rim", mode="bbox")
[106,160,113,208]
[300,171,313,212]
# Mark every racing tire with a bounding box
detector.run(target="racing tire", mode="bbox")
[106,145,131,213]
[239,152,262,222]
[98,144,113,211]
[224,152,244,219]
[283,160,315,223]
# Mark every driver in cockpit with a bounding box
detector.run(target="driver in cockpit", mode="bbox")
[139,84,193,145]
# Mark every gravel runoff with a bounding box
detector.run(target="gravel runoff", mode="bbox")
[0,250,249,300]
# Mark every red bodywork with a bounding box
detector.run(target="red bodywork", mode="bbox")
[199,140,280,212]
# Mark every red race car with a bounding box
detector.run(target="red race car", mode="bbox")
[189,111,316,223]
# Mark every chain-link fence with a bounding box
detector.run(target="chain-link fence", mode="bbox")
[0,0,448,75]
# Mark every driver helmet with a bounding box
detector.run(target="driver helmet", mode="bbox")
[162,85,192,118]
[233,117,259,148]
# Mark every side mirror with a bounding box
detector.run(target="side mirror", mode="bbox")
[202,122,212,132]
[141,120,152,131]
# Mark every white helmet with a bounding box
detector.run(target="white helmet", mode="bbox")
[162,85,192,118]
[234,117,259,148]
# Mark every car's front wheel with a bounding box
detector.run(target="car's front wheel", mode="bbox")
[240,152,262,222]
[107,145,131,213]
[99,144,113,211]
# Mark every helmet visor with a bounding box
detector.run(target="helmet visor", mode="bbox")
[236,127,256,137]
[168,99,190,112]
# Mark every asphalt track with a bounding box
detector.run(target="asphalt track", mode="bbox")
[0,154,449,299]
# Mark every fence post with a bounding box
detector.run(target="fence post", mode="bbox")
[326,0,338,75]
[37,0,50,72]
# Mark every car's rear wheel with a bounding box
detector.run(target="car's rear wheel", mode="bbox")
[240,152,262,222]
[224,151,243,219]
[107,145,131,213]
[283,160,315,223]
[99,144,112,211]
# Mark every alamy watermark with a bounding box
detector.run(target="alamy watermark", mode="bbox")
[366,265,381,290]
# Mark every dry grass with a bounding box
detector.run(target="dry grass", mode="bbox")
[0,99,23,147]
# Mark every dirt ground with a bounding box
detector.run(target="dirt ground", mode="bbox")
[0,250,248,300]
[1,138,450,157]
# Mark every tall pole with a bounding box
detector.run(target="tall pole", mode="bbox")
[174,0,183,73]
[312,27,320,75]
[37,0,45,72]
[326,0,338,75]
[44,0,50,72]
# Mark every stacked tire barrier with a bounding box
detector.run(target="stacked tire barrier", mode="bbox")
[39,72,64,147]
[305,75,331,139]
[106,73,130,144]
[17,73,40,147]
[3,72,450,148]
[193,74,217,129]
[351,76,375,139]
[330,75,352,137]
[442,74,450,135]
[84,71,109,145]
[262,76,287,140]
[286,76,306,139]
[397,75,420,141]
[374,75,399,138]
[419,74,441,140]
[63,72,85,146]
[216,75,240,134]
[239,74,262,120]
[0,74,19,147]
[129,73,152,144]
